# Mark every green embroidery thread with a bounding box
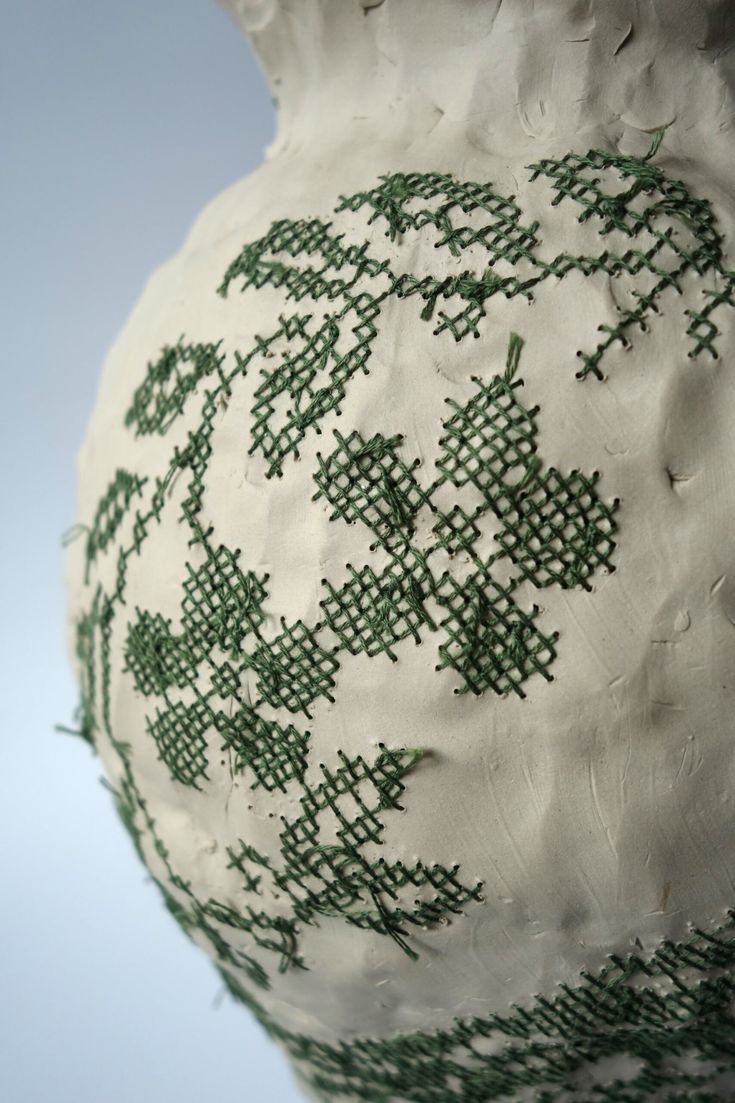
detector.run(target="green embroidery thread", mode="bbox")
[311,335,616,699]
[123,550,312,794]
[123,331,616,810]
[84,468,147,581]
[226,744,483,965]
[125,339,227,437]
[218,908,735,1101]
[67,138,735,1091]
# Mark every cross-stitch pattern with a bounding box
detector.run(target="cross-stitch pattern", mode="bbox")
[310,336,615,699]
[215,706,309,793]
[226,745,483,966]
[119,532,483,961]
[69,135,735,1098]
[83,469,147,581]
[339,145,735,374]
[123,332,616,797]
[125,339,227,437]
[220,908,735,1101]
[122,547,311,795]
[215,142,734,481]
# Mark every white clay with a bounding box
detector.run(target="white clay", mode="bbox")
[67,2,735,1099]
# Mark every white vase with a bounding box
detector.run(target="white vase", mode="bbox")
[66,1,735,1098]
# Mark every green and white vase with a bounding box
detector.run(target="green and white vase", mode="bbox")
[66,1,735,1098]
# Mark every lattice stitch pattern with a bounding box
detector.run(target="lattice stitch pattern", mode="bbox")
[114,129,734,483]
[311,333,618,699]
[83,469,147,582]
[226,744,483,967]
[68,136,735,1082]
[105,328,616,989]
[121,533,484,967]
[79,150,632,984]
[126,331,617,761]
[122,544,309,796]
[220,908,735,1101]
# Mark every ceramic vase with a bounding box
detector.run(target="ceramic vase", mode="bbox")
[67,2,735,1098]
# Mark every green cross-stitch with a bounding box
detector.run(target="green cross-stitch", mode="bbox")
[310,333,616,699]
[84,469,147,581]
[122,543,312,795]
[226,744,483,965]
[219,908,735,1101]
[67,135,735,1092]
[121,540,483,960]
[215,705,309,793]
[125,339,227,436]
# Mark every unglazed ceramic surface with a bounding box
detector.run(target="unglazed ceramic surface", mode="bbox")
[67,2,735,1099]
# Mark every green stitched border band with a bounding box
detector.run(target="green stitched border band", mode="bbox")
[65,136,735,1097]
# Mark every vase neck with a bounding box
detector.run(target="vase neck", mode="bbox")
[222,0,735,166]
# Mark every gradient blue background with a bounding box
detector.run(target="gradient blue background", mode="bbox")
[3,3,302,1099]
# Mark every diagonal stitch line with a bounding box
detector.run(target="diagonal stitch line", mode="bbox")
[216,908,735,1101]
[74,138,731,1015]
[77,331,618,984]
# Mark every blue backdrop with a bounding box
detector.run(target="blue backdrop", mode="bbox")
[2,2,302,1099]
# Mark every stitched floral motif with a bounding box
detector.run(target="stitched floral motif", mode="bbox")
[66,136,735,1097]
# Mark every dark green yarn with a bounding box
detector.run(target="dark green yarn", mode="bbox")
[525,146,731,380]
[215,139,732,473]
[251,617,340,717]
[122,332,616,734]
[226,744,483,965]
[115,517,482,956]
[313,430,431,550]
[124,609,197,697]
[215,705,310,793]
[180,545,268,658]
[217,912,735,1101]
[123,545,313,792]
[431,503,482,557]
[498,467,618,592]
[308,334,615,700]
[687,273,735,360]
[101,776,146,863]
[436,369,538,501]
[84,468,147,580]
[320,558,434,661]
[160,880,278,991]
[67,138,735,1098]
[124,339,227,436]
[433,566,557,698]
[74,595,100,746]
[75,145,630,972]
[335,171,542,263]
[339,139,735,378]
[146,698,211,789]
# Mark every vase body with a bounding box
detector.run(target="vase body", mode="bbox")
[66,2,735,1099]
